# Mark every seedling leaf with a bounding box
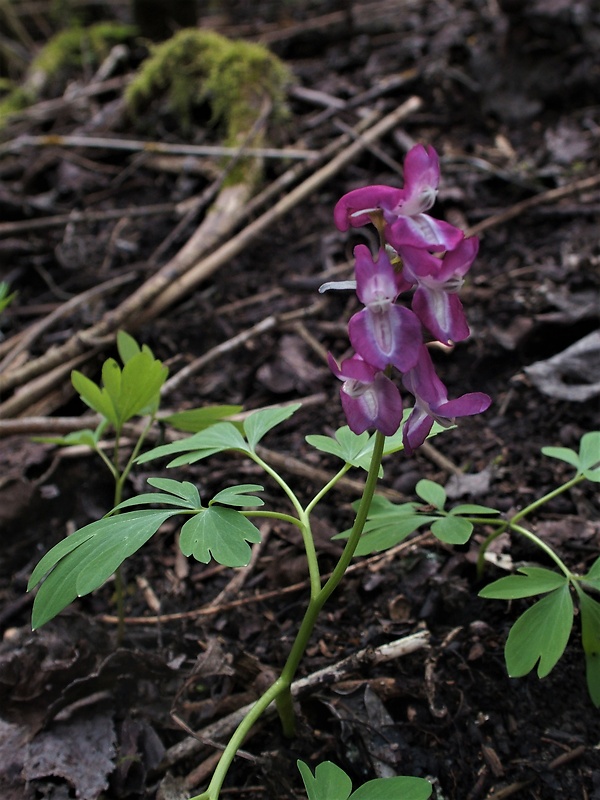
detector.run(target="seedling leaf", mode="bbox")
[581,556,600,592]
[179,507,261,567]
[541,446,580,469]
[29,510,177,629]
[244,403,302,451]
[578,590,600,707]
[210,484,264,507]
[415,479,446,510]
[580,431,600,481]
[297,760,352,800]
[504,585,573,678]
[431,515,473,545]
[351,777,432,800]
[479,567,568,600]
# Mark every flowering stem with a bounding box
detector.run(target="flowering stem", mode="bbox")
[189,431,386,800]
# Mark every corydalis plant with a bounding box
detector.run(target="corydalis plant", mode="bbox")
[326,143,491,450]
[28,145,491,800]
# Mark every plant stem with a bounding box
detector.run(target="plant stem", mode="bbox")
[509,522,574,579]
[476,473,585,578]
[189,431,386,800]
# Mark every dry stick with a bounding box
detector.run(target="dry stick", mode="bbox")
[0,98,420,408]
[159,630,430,771]
[0,271,137,372]
[2,134,318,161]
[133,96,423,325]
[465,172,600,238]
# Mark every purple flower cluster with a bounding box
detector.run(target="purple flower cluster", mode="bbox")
[327,144,491,454]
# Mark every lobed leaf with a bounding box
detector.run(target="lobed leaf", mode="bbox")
[306,427,376,472]
[479,567,568,600]
[504,585,573,679]
[179,507,261,567]
[578,590,600,707]
[244,403,302,451]
[137,422,250,465]
[541,445,580,469]
[210,484,264,507]
[161,404,243,433]
[29,510,177,629]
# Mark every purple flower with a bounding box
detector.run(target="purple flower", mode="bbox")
[401,345,491,455]
[400,236,479,344]
[328,352,403,436]
[348,245,421,371]
[334,144,464,251]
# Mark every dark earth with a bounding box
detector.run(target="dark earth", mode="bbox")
[1,1,600,799]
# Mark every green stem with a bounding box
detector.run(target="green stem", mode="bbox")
[509,522,574,579]
[476,473,585,578]
[189,432,386,800]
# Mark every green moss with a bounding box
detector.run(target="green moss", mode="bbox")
[125,28,292,143]
[30,22,138,80]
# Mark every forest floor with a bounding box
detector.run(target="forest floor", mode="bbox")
[0,1,599,799]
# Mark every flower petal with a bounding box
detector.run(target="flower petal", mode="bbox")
[334,185,405,231]
[349,305,422,372]
[436,392,492,418]
[400,144,440,215]
[388,214,465,251]
[401,406,434,455]
[341,372,403,436]
[412,287,470,344]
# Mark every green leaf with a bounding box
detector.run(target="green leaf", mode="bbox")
[479,567,568,599]
[351,777,432,800]
[147,477,201,507]
[33,429,99,449]
[415,479,446,510]
[0,281,16,314]
[113,349,168,422]
[137,422,250,465]
[297,761,432,800]
[72,369,117,425]
[431,515,473,545]
[449,503,501,516]
[580,431,600,481]
[116,330,142,363]
[297,761,352,800]
[244,403,302,451]
[581,556,600,592]
[504,585,573,678]
[332,496,433,556]
[578,591,600,707]
[210,484,264,507]
[541,445,580,469]
[179,507,261,567]
[161,404,243,433]
[29,510,177,629]
[112,477,202,511]
[306,427,376,472]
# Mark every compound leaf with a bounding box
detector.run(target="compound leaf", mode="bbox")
[179,507,261,567]
[480,567,568,600]
[504,585,573,678]
[244,403,302,451]
[306,427,375,472]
